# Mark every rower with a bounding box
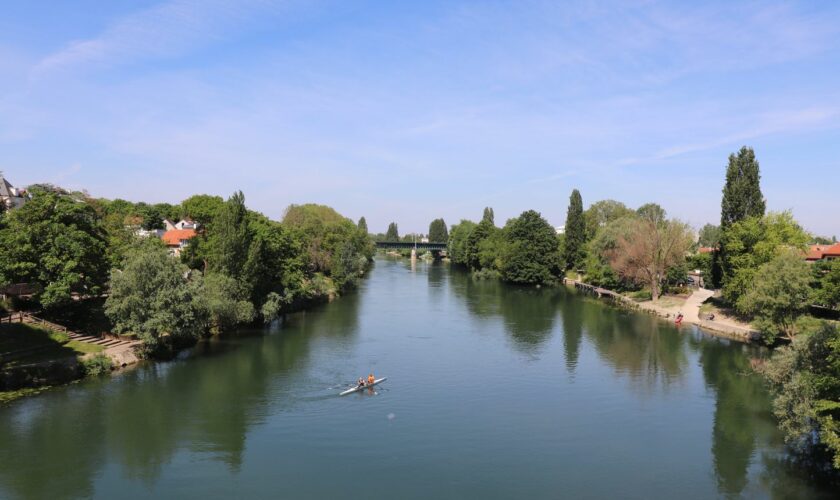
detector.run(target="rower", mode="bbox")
[367,373,375,385]
[357,377,365,388]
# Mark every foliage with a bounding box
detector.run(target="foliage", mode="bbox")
[698,224,721,248]
[636,202,666,224]
[482,207,494,225]
[720,146,766,229]
[759,323,840,469]
[465,217,498,271]
[687,252,713,286]
[500,210,560,285]
[180,194,224,226]
[80,354,113,376]
[563,189,586,271]
[737,251,811,342]
[428,218,448,243]
[583,199,633,240]
[104,241,206,349]
[202,272,256,333]
[448,220,477,266]
[719,212,809,305]
[602,211,692,302]
[357,216,368,234]
[0,188,109,309]
[385,222,399,242]
[812,259,840,310]
[205,191,251,281]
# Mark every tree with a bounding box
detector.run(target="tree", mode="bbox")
[719,212,809,305]
[448,220,476,266]
[604,213,693,302]
[584,199,633,240]
[180,194,225,227]
[738,251,811,342]
[720,146,766,228]
[0,188,109,309]
[759,322,840,469]
[357,216,368,234]
[465,217,497,270]
[812,259,840,310]
[202,272,256,333]
[500,210,560,284]
[428,218,448,243]
[698,224,721,248]
[636,203,666,224]
[205,191,251,281]
[482,207,494,225]
[563,189,586,271]
[104,241,206,350]
[385,222,399,242]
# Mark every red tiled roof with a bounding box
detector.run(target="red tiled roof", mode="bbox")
[698,247,716,254]
[806,243,840,260]
[162,229,196,246]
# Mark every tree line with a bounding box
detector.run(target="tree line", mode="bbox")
[0,186,374,355]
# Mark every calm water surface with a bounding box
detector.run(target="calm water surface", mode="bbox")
[0,258,833,499]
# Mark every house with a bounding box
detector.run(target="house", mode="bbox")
[555,225,565,235]
[162,229,197,257]
[0,174,27,210]
[806,243,840,261]
[164,218,198,231]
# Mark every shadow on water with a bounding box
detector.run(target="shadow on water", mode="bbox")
[0,286,364,498]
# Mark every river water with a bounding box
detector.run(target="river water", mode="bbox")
[0,258,834,499]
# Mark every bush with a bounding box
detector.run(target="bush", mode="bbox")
[81,354,113,376]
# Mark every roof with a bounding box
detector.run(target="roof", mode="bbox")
[161,229,197,246]
[806,243,840,260]
[698,247,716,254]
[0,176,14,198]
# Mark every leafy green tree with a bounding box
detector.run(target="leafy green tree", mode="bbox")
[134,202,165,230]
[584,199,633,240]
[448,220,476,266]
[812,259,840,310]
[738,251,811,342]
[202,272,256,333]
[428,218,448,243]
[563,189,586,271]
[698,224,721,248]
[205,191,251,281]
[385,222,400,242]
[720,146,766,228]
[0,188,108,309]
[104,241,206,350]
[759,322,840,469]
[465,217,497,270]
[180,194,225,227]
[357,216,368,234]
[719,212,808,305]
[500,210,559,284]
[636,202,666,224]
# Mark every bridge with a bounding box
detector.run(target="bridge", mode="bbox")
[375,241,447,251]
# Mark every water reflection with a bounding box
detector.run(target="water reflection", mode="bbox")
[0,289,363,497]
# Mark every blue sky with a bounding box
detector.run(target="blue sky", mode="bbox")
[1,1,838,236]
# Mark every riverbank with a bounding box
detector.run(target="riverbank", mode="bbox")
[563,278,761,342]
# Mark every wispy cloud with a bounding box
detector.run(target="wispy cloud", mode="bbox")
[32,0,284,76]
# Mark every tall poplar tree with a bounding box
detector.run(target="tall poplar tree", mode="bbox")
[716,146,766,289]
[357,216,368,234]
[482,207,494,225]
[428,218,448,242]
[563,189,586,271]
[385,222,399,242]
[720,146,765,228]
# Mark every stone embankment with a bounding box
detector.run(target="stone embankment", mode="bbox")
[563,278,761,342]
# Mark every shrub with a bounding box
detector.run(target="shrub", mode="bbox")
[81,354,113,376]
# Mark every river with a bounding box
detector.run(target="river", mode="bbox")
[0,258,833,499]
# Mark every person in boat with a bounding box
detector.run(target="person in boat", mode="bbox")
[367,373,375,386]
[357,377,366,388]
[675,311,684,324]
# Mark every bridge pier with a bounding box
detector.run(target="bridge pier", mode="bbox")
[410,248,417,260]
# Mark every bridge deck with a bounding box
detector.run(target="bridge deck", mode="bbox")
[375,241,447,251]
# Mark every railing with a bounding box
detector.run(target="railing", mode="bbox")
[22,313,70,333]
[0,312,26,325]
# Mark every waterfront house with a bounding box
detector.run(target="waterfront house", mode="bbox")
[162,229,197,257]
[164,218,198,231]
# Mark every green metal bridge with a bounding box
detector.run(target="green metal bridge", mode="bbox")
[375,241,447,251]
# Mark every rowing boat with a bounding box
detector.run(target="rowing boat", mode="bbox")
[339,377,387,396]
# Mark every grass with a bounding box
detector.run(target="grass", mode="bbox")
[0,323,103,368]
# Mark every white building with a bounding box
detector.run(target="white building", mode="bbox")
[0,174,28,210]
[555,225,565,235]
